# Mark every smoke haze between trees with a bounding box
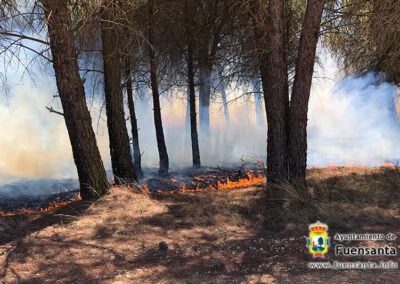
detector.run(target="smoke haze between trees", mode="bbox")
[0,66,399,185]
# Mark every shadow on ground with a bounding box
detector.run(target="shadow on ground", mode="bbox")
[1,167,399,283]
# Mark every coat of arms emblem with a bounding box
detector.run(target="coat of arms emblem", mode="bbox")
[306,221,330,257]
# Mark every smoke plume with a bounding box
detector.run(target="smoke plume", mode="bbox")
[0,57,399,193]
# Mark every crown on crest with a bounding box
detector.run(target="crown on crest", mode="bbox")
[309,221,328,233]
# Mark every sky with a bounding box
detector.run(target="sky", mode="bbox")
[0,50,399,185]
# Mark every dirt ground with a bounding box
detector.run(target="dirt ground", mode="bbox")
[0,167,399,283]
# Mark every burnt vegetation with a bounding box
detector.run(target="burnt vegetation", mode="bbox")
[0,167,399,282]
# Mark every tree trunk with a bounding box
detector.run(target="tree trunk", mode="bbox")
[253,78,265,128]
[125,63,144,179]
[40,0,109,200]
[219,80,231,124]
[288,0,324,182]
[260,0,289,183]
[148,0,169,175]
[185,89,190,131]
[101,0,137,184]
[185,0,201,168]
[199,61,212,134]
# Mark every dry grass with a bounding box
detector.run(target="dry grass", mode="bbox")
[268,167,400,230]
[0,167,399,283]
[0,216,30,239]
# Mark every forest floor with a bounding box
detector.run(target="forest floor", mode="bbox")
[0,167,399,283]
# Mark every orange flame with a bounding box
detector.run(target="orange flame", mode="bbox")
[0,199,75,217]
[1,172,266,216]
[383,162,396,170]
[217,172,265,190]
[140,171,265,194]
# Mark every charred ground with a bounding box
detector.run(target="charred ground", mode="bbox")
[0,166,264,215]
[0,167,399,283]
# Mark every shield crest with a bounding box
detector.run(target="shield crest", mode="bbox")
[306,221,330,257]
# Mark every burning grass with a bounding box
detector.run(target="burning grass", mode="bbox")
[217,172,265,190]
[1,168,266,216]
[0,166,399,282]
[0,200,76,217]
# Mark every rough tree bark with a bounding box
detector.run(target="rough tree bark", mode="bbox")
[125,63,144,178]
[260,0,289,183]
[288,0,324,182]
[185,0,201,168]
[101,0,137,184]
[40,0,109,200]
[148,0,169,175]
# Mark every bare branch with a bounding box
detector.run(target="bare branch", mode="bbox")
[45,106,64,116]
[0,31,49,46]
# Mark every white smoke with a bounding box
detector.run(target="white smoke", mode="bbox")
[308,59,400,166]
[0,78,75,184]
[132,91,267,169]
[0,53,399,188]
